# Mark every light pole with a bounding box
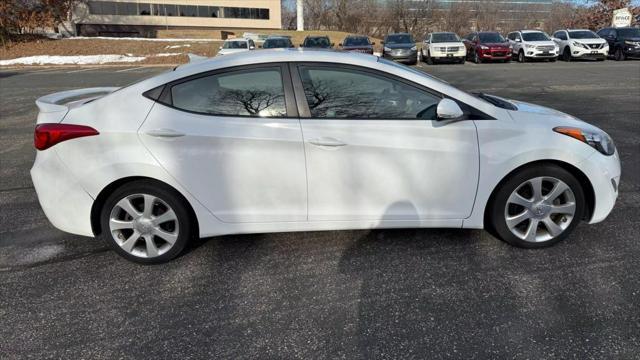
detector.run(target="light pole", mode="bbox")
[297,0,304,31]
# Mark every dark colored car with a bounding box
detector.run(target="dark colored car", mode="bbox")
[597,27,640,60]
[463,31,512,63]
[382,33,418,64]
[339,35,375,54]
[262,36,294,49]
[300,36,334,49]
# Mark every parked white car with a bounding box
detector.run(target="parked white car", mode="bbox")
[31,49,620,263]
[552,29,608,61]
[421,32,466,64]
[216,38,256,56]
[507,30,559,62]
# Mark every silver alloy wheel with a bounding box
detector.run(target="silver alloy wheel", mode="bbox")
[109,193,179,258]
[504,176,576,243]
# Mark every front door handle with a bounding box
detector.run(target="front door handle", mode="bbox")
[308,137,347,147]
[145,128,185,138]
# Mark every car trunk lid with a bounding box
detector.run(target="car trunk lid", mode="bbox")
[35,87,119,123]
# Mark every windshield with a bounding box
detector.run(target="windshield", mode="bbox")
[344,37,370,46]
[304,37,331,47]
[223,41,247,49]
[263,38,291,48]
[479,33,505,43]
[569,30,598,39]
[522,32,550,41]
[432,33,460,43]
[618,28,640,38]
[385,34,413,44]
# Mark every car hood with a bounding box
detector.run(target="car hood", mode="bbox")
[621,37,640,42]
[482,42,510,48]
[497,96,601,131]
[524,40,557,47]
[430,42,464,47]
[572,38,606,45]
[385,43,415,49]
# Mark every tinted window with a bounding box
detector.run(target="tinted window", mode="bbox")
[180,5,198,16]
[171,68,286,117]
[304,37,331,47]
[298,66,440,120]
[385,34,413,44]
[223,41,248,49]
[618,28,640,38]
[568,30,598,39]
[432,33,459,43]
[478,33,505,43]
[263,38,292,48]
[522,32,550,41]
[344,37,370,46]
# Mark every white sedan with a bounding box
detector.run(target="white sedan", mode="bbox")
[31,49,620,263]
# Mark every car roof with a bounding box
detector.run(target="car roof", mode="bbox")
[477,31,500,34]
[565,29,592,32]
[433,32,456,35]
[305,35,329,39]
[265,36,290,40]
[224,38,249,42]
[520,30,543,33]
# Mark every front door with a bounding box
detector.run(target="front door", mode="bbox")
[140,64,307,223]
[292,64,479,221]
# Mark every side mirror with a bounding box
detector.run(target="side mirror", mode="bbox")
[515,38,521,42]
[436,99,464,120]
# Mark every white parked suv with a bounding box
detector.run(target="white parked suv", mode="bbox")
[552,29,608,61]
[216,38,256,56]
[421,32,466,64]
[507,30,559,62]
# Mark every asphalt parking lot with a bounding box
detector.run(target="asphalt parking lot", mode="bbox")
[1,60,639,359]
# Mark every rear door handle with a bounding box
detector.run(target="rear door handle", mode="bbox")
[145,128,185,138]
[308,137,347,147]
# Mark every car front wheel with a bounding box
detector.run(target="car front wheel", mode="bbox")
[518,50,526,63]
[99,180,195,263]
[615,48,626,61]
[488,164,585,248]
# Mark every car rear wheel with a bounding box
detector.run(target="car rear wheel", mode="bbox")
[488,164,585,248]
[99,180,194,264]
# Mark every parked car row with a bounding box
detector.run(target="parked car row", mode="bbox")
[217,27,640,64]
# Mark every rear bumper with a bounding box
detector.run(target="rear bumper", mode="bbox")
[31,149,95,237]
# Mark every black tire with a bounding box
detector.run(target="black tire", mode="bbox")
[426,54,433,65]
[99,180,195,264]
[615,48,626,61]
[518,50,526,63]
[487,164,586,249]
[549,57,556,62]
[474,51,481,64]
[459,57,466,64]
[563,47,572,62]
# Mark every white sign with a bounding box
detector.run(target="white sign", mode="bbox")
[612,8,632,28]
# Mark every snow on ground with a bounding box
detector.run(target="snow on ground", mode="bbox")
[68,36,220,42]
[0,54,146,66]
[165,44,191,49]
[154,53,182,57]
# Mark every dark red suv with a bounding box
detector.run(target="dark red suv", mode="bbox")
[463,32,512,63]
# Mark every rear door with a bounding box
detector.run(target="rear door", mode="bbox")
[140,63,307,223]
[291,63,480,221]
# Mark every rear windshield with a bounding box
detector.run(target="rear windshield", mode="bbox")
[223,41,247,49]
[344,37,370,46]
[479,33,505,43]
[568,30,598,39]
[304,37,331,47]
[385,34,413,44]
[522,32,550,41]
[432,33,460,43]
[263,38,292,48]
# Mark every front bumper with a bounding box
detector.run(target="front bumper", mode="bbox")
[623,46,640,57]
[571,46,608,58]
[31,149,95,236]
[383,50,418,63]
[579,150,621,224]
[525,48,559,58]
[479,49,511,60]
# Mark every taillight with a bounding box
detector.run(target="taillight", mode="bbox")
[34,123,99,150]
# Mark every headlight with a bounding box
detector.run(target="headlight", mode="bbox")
[554,127,616,156]
[480,45,489,50]
[411,46,417,51]
[384,47,391,52]
[624,40,638,46]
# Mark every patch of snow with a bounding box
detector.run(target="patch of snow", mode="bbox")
[68,36,221,42]
[165,44,191,49]
[373,52,382,57]
[0,54,146,66]
[153,53,183,57]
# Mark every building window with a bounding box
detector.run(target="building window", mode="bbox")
[224,7,270,20]
[87,2,268,20]
[179,5,197,17]
[139,4,151,15]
